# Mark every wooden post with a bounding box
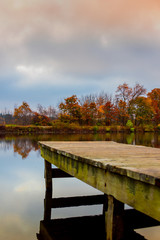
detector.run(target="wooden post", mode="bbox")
[105,195,124,240]
[44,160,52,192]
[44,160,52,220]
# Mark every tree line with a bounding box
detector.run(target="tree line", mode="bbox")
[0,83,160,127]
[0,103,57,126]
[59,83,160,127]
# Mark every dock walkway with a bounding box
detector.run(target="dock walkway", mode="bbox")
[39,141,160,240]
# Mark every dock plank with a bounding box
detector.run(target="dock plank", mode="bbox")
[39,141,160,222]
[40,141,160,185]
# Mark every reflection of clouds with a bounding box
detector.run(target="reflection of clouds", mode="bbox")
[136,226,160,240]
[14,179,42,192]
[0,214,35,240]
[54,178,102,198]
[0,150,44,240]
[12,169,44,199]
[0,182,44,240]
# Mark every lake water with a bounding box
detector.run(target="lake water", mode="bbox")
[0,133,160,239]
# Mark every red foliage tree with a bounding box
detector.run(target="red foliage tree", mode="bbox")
[32,112,51,126]
[99,101,117,126]
[81,101,97,125]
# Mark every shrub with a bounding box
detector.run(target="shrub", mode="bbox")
[126,120,133,128]
[93,126,99,133]
[106,126,111,132]
[144,125,154,132]
[32,112,51,126]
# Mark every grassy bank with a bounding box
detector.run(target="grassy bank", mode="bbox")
[0,123,160,135]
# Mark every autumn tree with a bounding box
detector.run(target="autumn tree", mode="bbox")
[131,97,154,126]
[96,93,113,124]
[0,116,5,125]
[81,100,97,125]
[116,83,146,125]
[98,101,117,126]
[80,94,97,105]
[14,101,33,125]
[116,83,132,105]
[128,84,146,122]
[117,100,129,126]
[32,112,51,126]
[59,95,82,123]
[131,83,146,101]
[37,104,57,120]
[147,88,160,125]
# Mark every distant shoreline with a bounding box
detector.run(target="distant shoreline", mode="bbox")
[0,124,159,134]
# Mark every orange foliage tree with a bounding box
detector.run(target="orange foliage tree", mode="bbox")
[14,101,33,125]
[117,100,129,126]
[59,95,82,123]
[32,112,51,126]
[56,83,159,127]
[100,101,118,126]
[81,101,97,125]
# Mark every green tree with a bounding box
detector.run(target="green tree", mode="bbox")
[132,97,154,126]
[147,88,160,125]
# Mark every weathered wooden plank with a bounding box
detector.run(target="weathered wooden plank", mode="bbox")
[51,194,105,208]
[40,141,160,240]
[105,195,124,240]
[44,160,52,192]
[44,160,52,221]
[40,141,160,186]
[40,146,160,221]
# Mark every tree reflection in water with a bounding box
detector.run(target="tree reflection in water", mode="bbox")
[13,139,39,159]
[0,132,160,160]
[36,161,150,240]
[0,133,160,239]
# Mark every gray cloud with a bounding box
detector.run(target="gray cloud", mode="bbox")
[0,0,160,110]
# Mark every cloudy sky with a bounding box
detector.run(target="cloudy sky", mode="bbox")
[1,0,160,111]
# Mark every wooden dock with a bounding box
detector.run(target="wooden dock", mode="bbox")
[39,141,160,240]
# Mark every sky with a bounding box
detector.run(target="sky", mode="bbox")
[1,0,160,112]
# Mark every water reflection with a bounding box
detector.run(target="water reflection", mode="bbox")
[0,147,44,240]
[36,160,106,240]
[36,160,158,240]
[0,133,160,240]
[0,132,160,159]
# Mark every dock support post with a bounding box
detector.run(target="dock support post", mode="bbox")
[44,160,52,192]
[44,160,52,220]
[105,195,124,240]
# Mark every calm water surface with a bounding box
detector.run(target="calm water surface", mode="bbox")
[0,133,160,240]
